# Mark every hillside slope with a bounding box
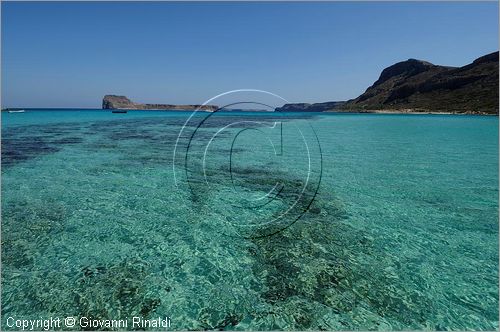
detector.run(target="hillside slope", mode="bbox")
[345,51,499,114]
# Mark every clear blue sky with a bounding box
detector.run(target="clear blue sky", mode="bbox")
[2,1,498,108]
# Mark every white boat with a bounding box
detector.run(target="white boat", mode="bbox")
[8,110,25,113]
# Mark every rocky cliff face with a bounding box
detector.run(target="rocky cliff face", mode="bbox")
[346,51,499,114]
[102,95,218,111]
[102,95,136,109]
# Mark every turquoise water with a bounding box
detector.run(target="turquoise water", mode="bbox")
[2,110,498,330]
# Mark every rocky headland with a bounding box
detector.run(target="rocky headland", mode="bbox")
[276,51,499,115]
[102,95,218,111]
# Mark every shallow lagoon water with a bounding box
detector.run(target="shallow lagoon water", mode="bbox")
[1,110,498,330]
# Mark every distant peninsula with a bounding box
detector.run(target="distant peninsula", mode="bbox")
[276,51,499,115]
[275,101,345,112]
[102,95,218,111]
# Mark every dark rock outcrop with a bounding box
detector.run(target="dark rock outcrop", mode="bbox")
[102,95,218,111]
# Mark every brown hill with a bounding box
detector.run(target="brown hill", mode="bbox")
[345,51,499,114]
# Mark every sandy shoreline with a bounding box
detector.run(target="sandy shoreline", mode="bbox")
[326,109,498,116]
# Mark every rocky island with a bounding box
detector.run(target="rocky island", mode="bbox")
[102,95,218,111]
[276,51,499,115]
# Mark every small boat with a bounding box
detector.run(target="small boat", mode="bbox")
[8,109,25,113]
[112,110,127,114]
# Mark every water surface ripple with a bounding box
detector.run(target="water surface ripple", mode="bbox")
[1,110,498,330]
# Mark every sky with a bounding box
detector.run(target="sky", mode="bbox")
[1,1,498,108]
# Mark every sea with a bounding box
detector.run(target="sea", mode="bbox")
[1,109,498,330]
